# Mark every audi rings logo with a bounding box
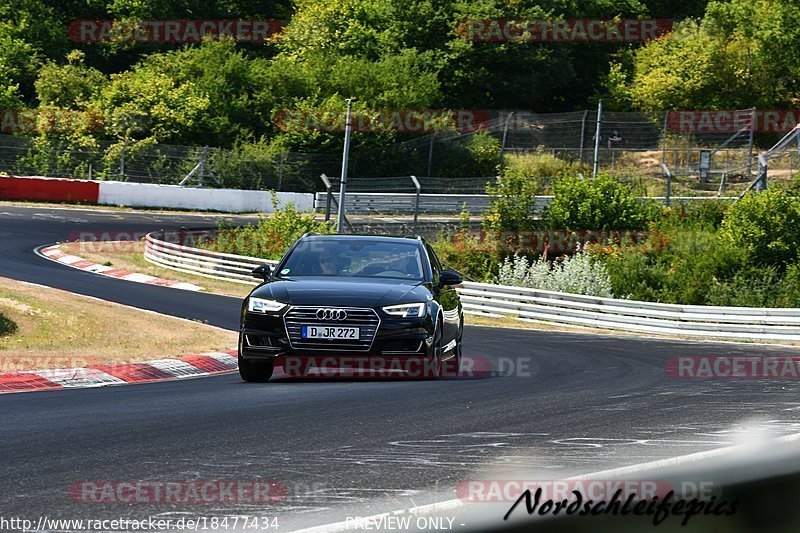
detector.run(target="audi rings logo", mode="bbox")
[316,308,348,321]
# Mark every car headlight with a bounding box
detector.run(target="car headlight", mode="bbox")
[247,297,286,314]
[382,302,426,318]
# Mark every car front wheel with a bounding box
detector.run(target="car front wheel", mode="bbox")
[422,322,443,380]
[443,338,461,377]
[238,355,275,383]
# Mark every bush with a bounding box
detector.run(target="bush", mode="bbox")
[484,152,582,231]
[592,226,745,304]
[432,131,501,178]
[776,264,800,307]
[465,131,502,176]
[657,200,730,231]
[497,248,614,297]
[542,172,662,230]
[720,188,800,268]
[431,230,504,283]
[504,151,584,183]
[0,312,17,337]
[705,266,784,307]
[204,199,333,260]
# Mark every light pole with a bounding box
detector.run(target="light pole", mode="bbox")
[337,97,357,233]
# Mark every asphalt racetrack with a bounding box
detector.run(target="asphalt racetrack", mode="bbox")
[2,204,800,531]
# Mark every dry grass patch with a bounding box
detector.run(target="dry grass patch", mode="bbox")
[60,241,254,298]
[0,276,237,371]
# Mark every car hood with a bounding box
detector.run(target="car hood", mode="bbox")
[251,277,430,308]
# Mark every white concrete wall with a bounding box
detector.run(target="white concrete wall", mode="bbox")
[97,181,314,213]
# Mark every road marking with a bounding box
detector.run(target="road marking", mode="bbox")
[34,244,203,292]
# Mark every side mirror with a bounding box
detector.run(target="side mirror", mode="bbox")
[439,270,462,286]
[251,264,271,281]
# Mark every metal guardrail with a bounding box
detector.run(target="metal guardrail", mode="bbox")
[313,193,737,215]
[314,192,500,215]
[144,231,277,285]
[145,231,800,341]
[460,282,800,342]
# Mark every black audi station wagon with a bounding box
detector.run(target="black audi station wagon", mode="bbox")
[238,233,463,382]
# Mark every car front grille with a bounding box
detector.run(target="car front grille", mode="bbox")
[283,307,380,351]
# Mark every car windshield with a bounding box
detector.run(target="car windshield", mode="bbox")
[278,239,424,280]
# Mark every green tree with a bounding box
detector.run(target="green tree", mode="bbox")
[720,188,800,268]
[94,63,211,145]
[35,50,106,109]
[607,0,800,111]
[543,173,660,230]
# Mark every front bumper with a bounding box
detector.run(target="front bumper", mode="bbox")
[239,306,434,361]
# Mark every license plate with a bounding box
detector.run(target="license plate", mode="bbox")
[302,325,360,340]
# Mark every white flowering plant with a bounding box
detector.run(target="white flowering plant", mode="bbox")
[496,246,614,297]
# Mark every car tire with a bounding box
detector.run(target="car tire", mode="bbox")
[423,321,443,380]
[238,354,275,383]
[446,339,462,377]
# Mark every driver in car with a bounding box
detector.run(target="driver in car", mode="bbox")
[319,251,339,275]
[386,250,419,278]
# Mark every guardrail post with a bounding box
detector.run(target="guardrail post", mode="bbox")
[410,175,421,231]
[320,174,332,222]
[319,174,352,231]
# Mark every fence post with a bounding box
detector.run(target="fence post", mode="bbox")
[661,163,671,206]
[320,174,332,222]
[756,154,767,192]
[797,129,800,179]
[747,107,756,175]
[661,111,668,178]
[410,175,421,231]
[277,152,286,191]
[426,134,435,177]
[179,146,218,187]
[119,140,127,180]
[500,112,513,171]
[592,99,602,178]
[579,109,588,164]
